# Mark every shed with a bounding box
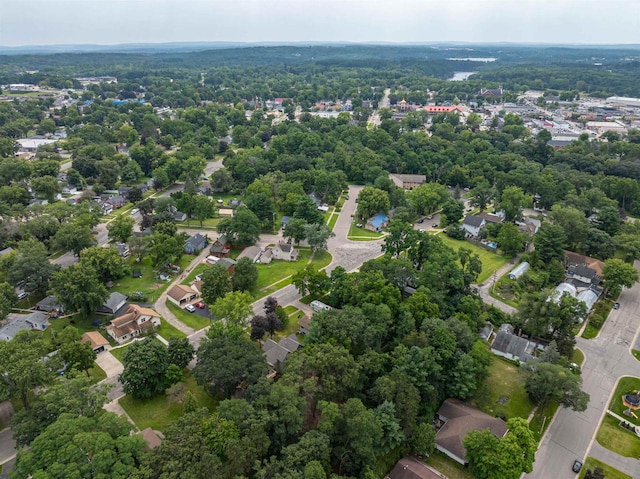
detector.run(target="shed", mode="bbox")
[98,292,128,315]
[81,331,109,353]
[507,262,530,280]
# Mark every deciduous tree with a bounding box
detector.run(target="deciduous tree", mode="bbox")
[233,257,259,291]
[50,263,108,317]
[120,338,169,399]
[212,291,254,325]
[201,263,232,304]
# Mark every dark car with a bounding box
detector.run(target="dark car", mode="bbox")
[572,459,583,473]
[614,302,620,310]
[417,218,424,224]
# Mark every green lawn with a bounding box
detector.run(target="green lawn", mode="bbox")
[582,299,614,339]
[572,348,585,366]
[596,414,640,458]
[347,222,384,240]
[283,306,299,315]
[578,457,631,479]
[529,401,559,443]
[109,344,129,363]
[166,300,211,330]
[181,263,209,285]
[633,350,640,362]
[119,373,218,432]
[254,249,332,291]
[327,212,339,231]
[471,356,535,420]
[44,313,107,339]
[112,256,192,301]
[610,377,640,427]
[176,218,221,229]
[437,234,510,284]
[276,310,304,339]
[88,363,108,383]
[425,451,474,479]
[156,318,187,340]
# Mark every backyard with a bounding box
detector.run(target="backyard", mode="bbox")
[113,255,192,300]
[119,373,218,432]
[437,234,511,284]
[254,249,332,291]
[425,451,474,479]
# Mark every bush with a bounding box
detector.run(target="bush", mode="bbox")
[445,225,466,240]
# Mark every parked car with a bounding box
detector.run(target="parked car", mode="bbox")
[194,301,206,309]
[130,208,139,215]
[572,460,583,473]
[184,304,196,313]
[427,215,433,220]
[17,292,29,300]
[417,218,424,224]
[614,302,620,310]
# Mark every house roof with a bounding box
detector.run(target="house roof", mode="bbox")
[37,295,63,309]
[389,173,427,184]
[570,264,596,280]
[108,304,159,339]
[368,213,389,228]
[0,312,49,341]
[491,331,534,362]
[276,242,292,253]
[191,280,204,294]
[564,250,605,276]
[185,233,207,248]
[217,258,237,270]
[237,246,261,261]
[167,284,197,302]
[463,214,484,228]
[478,212,503,224]
[140,427,162,449]
[262,334,301,367]
[82,331,109,349]
[298,315,311,330]
[102,292,127,312]
[436,399,508,462]
[386,456,443,479]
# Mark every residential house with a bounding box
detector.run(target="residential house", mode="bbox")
[298,315,312,335]
[568,264,598,285]
[259,248,273,264]
[461,215,485,238]
[97,292,128,315]
[0,312,49,341]
[478,211,504,225]
[564,251,605,277]
[36,295,65,314]
[490,324,537,363]
[479,87,504,97]
[262,334,301,370]
[81,331,109,353]
[210,235,231,258]
[424,105,464,115]
[184,233,208,254]
[365,213,389,232]
[199,180,212,196]
[115,242,130,257]
[308,193,323,208]
[435,398,508,465]
[106,304,161,344]
[174,210,187,222]
[217,258,237,274]
[228,198,243,208]
[167,284,198,306]
[237,245,262,263]
[190,280,205,296]
[386,456,443,479]
[388,173,427,190]
[271,243,298,261]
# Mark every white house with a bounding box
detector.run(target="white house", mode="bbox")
[106,305,161,344]
[271,243,299,261]
[461,215,485,238]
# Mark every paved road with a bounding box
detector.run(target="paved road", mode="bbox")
[524,266,640,479]
[0,428,15,465]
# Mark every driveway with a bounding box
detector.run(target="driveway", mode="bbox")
[95,350,124,378]
[524,263,640,479]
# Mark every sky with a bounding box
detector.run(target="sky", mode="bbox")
[1,0,639,47]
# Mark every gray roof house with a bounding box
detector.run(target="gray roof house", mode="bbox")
[237,245,262,263]
[174,210,187,222]
[97,292,128,315]
[491,328,536,363]
[36,295,65,313]
[184,233,208,254]
[0,312,49,341]
[461,215,485,238]
[262,334,301,369]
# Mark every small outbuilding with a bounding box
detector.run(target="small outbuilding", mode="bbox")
[507,262,530,280]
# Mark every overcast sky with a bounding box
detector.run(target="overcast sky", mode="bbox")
[2,0,639,46]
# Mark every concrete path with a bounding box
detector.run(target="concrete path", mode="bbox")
[524,263,640,479]
[473,257,519,315]
[95,350,123,378]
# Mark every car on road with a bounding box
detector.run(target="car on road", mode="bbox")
[184,304,196,313]
[130,208,139,215]
[572,459,583,473]
[194,301,206,309]
[427,215,433,220]
[614,302,620,310]
[417,218,424,224]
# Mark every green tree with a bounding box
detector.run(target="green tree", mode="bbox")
[294,195,324,224]
[193,195,215,227]
[57,326,97,377]
[217,207,261,245]
[497,223,525,256]
[194,323,267,397]
[147,232,183,268]
[499,186,530,221]
[602,258,640,296]
[201,263,232,304]
[357,186,390,218]
[167,336,195,368]
[408,183,449,216]
[382,219,417,257]
[13,412,145,479]
[79,246,127,282]
[549,204,589,247]
[53,221,95,256]
[0,331,54,410]
[49,263,108,317]
[522,361,589,419]
[441,197,464,225]
[10,374,110,447]
[120,337,169,399]
[284,217,308,245]
[31,175,60,202]
[534,223,568,263]
[6,239,59,296]
[470,181,495,212]
[304,222,335,254]
[121,160,144,183]
[212,291,254,325]
[292,265,330,297]
[232,257,259,291]
[0,281,18,319]
[107,214,135,244]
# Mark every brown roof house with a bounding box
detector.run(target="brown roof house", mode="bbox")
[435,398,508,465]
[386,456,444,479]
[389,173,427,190]
[81,331,110,353]
[167,284,198,306]
[209,235,231,258]
[106,304,161,344]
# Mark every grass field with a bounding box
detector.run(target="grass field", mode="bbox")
[437,234,510,284]
[276,310,305,339]
[181,263,209,285]
[596,415,640,458]
[327,212,339,231]
[347,222,384,240]
[113,256,192,300]
[44,313,107,339]
[572,348,585,366]
[176,218,221,229]
[166,300,211,330]
[633,350,640,362]
[254,249,332,291]
[88,363,107,383]
[578,457,631,479]
[283,306,299,315]
[582,299,615,339]
[109,344,129,363]
[425,451,474,479]
[471,356,535,420]
[610,377,640,426]
[529,401,559,442]
[119,373,218,432]
[156,318,187,340]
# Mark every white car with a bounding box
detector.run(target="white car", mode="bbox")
[184,304,196,313]
[130,208,139,215]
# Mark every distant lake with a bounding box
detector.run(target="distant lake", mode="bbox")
[447,57,497,62]
[448,72,477,81]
